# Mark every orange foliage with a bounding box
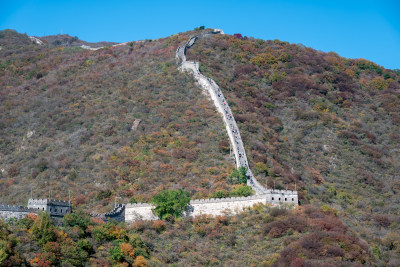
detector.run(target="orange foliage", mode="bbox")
[132,256,148,267]
[120,242,135,258]
[30,253,52,267]
[26,213,39,222]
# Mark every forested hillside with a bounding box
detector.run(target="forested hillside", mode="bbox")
[0,28,399,265]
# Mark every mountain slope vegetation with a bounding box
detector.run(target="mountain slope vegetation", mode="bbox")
[0,28,399,265]
[186,32,400,264]
[0,29,238,211]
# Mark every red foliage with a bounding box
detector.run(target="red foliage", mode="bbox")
[151,220,166,233]
[290,257,305,267]
[233,33,244,40]
[374,214,392,227]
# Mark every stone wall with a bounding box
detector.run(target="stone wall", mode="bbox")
[125,190,298,222]
[125,203,158,222]
[0,205,36,221]
[28,198,72,217]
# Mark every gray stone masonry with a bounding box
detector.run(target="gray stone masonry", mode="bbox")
[0,198,72,221]
[28,198,72,217]
[125,190,298,222]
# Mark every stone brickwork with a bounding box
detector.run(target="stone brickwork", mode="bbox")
[91,204,126,223]
[0,199,72,221]
[125,190,298,223]
[125,203,158,222]
[0,205,36,221]
[28,199,72,217]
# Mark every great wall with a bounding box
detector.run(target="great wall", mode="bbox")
[0,30,298,223]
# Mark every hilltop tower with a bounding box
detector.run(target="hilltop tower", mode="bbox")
[27,199,72,217]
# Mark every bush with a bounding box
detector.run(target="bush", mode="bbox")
[110,245,124,261]
[194,26,205,31]
[230,184,253,197]
[151,189,190,220]
[95,190,112,200]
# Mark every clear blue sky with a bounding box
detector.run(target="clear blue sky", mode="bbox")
[1,0,399,69]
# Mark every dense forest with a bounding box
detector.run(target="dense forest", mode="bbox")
[0,28,399,265]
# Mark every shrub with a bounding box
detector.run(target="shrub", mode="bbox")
[95,190,112,200]
[110,245,124,261]
[194,26,205,31]
[7,165,19,177]
[230,184,253,197]
[151,220,166,233]
[374,214,392,227]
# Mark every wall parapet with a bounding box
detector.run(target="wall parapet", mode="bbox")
[0,204,37,213]
[190,195,265,204]
[28,198,71,206]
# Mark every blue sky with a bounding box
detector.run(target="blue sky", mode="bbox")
[1,0,399,69]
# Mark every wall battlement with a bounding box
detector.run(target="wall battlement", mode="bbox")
[0,198,72,221]
[124,190,298,222]
[0,204,36,213]
[28,199,71,206]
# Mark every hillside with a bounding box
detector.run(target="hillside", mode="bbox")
[0,29,238,211]
[186,32,400,264]
[0,28,400,265]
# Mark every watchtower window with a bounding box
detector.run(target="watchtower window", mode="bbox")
[292,198,294,201]
[55,209,57,212]
[61,209,62,213]
[272,197,274,200]
[279,198,281,201]
[285,198,287,201]
[42,208,44,210]
[50,208,52,212]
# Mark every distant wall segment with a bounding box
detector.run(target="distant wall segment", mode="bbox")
[0,199,72,221]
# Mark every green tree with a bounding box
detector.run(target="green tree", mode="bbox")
[63,209,91,232]
[229,167,248,184]
[109,245,124,261]
[32,212,55,245]
[151,189,190,220]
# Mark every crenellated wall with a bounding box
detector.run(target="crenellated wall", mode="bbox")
[90,204,126,222]
[0,199,72,221]
[125,190,298,222]
[0,204,37,221]
[125,203,158,222]
[28,198,72,217]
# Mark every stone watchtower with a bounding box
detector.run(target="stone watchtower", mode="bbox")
[27,199,72,217]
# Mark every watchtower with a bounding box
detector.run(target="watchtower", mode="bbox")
[27,199,72,217]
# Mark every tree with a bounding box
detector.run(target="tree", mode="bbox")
[63,209,91,232]
[151,189,190,220]
[32,212,55,245]
[229,167,248,184]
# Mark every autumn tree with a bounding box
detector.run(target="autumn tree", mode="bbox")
[32,212,55,245]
